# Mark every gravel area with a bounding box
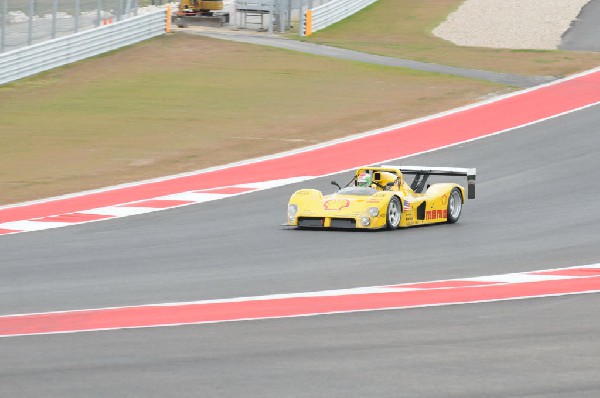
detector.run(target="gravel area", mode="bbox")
[433,0,591,50]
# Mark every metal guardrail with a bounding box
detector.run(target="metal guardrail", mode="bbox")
[303,0,378,36]
[0,0,155,54]
[0,9,166,85]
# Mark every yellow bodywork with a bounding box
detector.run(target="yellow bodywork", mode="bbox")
[287,166,466,229]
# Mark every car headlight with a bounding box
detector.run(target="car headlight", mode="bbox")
[368,207,379,217]
[288,204,298,217]
[361,216,371,226]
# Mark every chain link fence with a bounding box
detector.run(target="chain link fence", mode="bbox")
[0,0,171,53]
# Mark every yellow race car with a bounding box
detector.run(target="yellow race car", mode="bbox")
[287,165,476,230]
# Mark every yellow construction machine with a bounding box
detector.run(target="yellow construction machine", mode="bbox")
[178,0,223,15]
[176,0,228,27]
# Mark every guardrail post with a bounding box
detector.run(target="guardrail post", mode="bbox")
[305,9,312,36]
[165,5,171,33]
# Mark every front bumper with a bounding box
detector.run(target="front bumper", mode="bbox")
[289,215,385,229]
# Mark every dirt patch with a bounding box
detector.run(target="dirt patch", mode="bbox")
[0,33,510,205]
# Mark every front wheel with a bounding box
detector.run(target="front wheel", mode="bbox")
[447,188,463,224]
[386,197,401,230]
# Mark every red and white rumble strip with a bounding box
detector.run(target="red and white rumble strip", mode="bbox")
[1,264,598,338]
[0,177,314,235]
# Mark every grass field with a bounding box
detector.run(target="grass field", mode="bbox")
[2,0,599,206]
[302,0,600,76]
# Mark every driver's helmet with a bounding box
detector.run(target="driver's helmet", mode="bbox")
[356,171,372,187]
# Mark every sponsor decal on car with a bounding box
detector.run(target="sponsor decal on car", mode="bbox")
[426,209,447,220]
[441,194,448,205]
[323,199,350,211]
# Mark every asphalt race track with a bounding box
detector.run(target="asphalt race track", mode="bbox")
[560,0,600,52]
[1,97,600,396]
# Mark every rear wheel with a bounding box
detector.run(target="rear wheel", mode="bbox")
[447,188,462,224]
[386,197,401,230]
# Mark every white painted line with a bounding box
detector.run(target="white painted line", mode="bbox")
[236,176,317,189]
[578,264,600,269]
[0,220,72,231]
[465,273,571,284]
[78,206,158,217]
[153,286,421,306]
[154,192,232,202]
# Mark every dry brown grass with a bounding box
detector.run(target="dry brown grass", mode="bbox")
[0,34,511,205]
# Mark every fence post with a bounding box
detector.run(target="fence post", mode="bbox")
[74,0,80,33]
[117,0,123,21]
[286,0,291,30]
[125,0,132,18]
[278,0,283,32]
[268,0,273,34]
[28,0,34,46]
[1,0,6,53]
[96,0,101,27]
[51,0,57,38]
[299,0,305,36]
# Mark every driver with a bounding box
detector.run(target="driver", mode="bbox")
[356,171,372,187]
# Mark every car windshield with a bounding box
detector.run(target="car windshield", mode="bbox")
[337,187,377,196]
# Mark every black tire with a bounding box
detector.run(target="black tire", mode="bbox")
[386,196,401,230]
[447,188,463,224]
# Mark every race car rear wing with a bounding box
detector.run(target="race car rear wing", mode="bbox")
[383,165,476,199]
